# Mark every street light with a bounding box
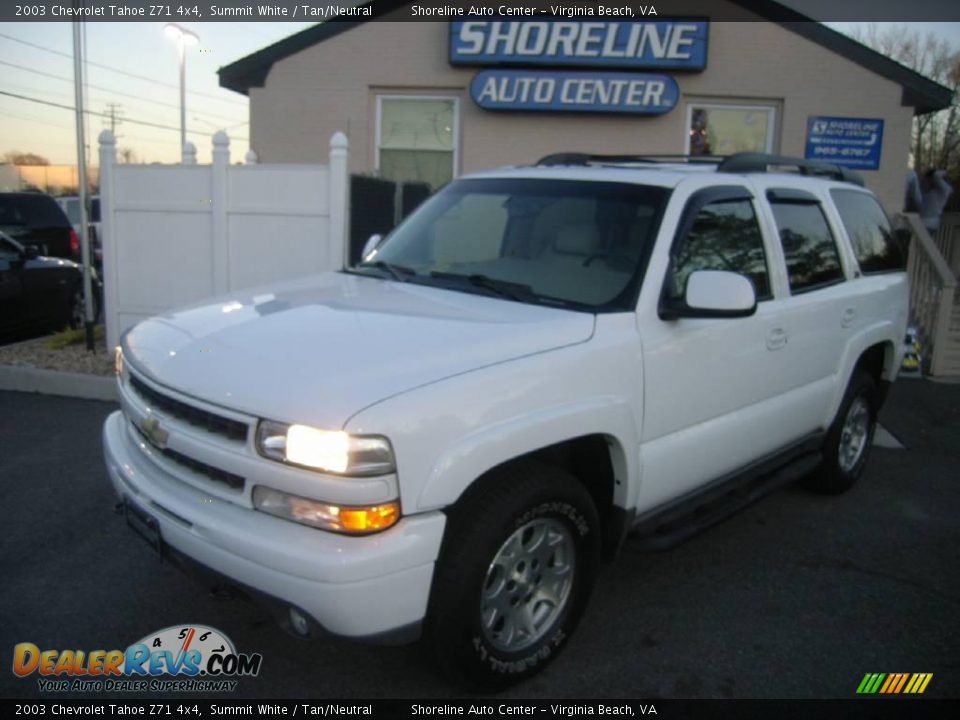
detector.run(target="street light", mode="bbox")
[164,23,199,153]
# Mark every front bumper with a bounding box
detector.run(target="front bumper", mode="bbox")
[102,410,445,641]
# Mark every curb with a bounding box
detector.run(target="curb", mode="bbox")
[0,365,117,402]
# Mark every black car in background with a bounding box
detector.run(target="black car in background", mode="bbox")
[0,231,95,338]
[0,192,79,262]
[56,194,102,268]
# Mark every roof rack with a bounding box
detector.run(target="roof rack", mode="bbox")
[536,152,724,167]
[717,153,864,187]
[534,151,864,187]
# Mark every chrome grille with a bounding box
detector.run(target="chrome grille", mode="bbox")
[132,422,245,491]
[129,374,248,443]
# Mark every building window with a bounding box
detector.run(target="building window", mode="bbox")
[687,104,776,157]
[376,96,458,192]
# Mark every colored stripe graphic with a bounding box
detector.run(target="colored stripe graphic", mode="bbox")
[879,674,897,693]
[892,673,909,693]
[857,673,932,694]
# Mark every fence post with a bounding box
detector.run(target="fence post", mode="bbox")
[182,142,197,165]
[328,132,349,271]
[211,131,230,294]
[99,130,119,352]
[244,149,258,165]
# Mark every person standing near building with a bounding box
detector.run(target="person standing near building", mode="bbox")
[905,168,922,212]
[919,169,954,236]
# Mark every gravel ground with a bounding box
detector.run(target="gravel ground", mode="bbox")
[0,331,113,376]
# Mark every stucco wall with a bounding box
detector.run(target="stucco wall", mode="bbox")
[247,12,914,212]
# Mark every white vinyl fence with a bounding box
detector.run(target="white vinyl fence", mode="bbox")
[99,130,349,351]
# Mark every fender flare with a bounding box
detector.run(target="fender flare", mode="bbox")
[825,321,898,425]
[415,396,638,513]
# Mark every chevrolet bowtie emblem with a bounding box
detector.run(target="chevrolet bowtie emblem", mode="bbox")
[140,416,169,450]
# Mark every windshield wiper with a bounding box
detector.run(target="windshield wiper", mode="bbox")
[429,271,532,302]
[354,260,417,282]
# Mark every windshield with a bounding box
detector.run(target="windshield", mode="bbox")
[353,178,668,311]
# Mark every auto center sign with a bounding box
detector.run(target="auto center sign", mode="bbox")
[451,21,708,115]
[470,69,679,115]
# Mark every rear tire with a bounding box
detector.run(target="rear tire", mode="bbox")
[426,460,600,689]
[804,371,877,495]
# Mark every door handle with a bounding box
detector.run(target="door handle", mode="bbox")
[766,327,788,351]
[841,308,857,328]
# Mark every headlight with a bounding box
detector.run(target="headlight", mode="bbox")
[253,486,399,535]
[114,345,124,377]
[256,420,395,476]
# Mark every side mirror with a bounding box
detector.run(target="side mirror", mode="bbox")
[660,270,757,320]
[360,234,383,263]
[23,245,39,260]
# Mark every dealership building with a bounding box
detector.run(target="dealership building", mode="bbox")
[218,0,952,213]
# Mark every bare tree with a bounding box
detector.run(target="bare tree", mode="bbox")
[852,24,960,178]
[2,151,51,166]
[118,147,138,164]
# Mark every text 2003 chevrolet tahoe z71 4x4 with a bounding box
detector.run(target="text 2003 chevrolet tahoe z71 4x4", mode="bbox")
[103,153,908,687]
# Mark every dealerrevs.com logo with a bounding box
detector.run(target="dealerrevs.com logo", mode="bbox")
[12,624,262,693]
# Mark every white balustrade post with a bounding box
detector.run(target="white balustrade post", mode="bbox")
[244,149,258,165]
[99,130,119,351]
[182,141,197,165]
[328,132,349,271]
[211,131,230,294]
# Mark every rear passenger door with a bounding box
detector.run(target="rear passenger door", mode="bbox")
[759,187,854,427]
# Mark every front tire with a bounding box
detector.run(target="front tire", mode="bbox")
[426,461,600,689]
[805,371,878,494]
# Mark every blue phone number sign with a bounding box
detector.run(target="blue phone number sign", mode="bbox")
[804,116,884,170]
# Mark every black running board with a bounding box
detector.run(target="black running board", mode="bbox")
[630,437,824,551]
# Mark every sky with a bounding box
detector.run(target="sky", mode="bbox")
[0,19,957,169]
[0,21,315,166]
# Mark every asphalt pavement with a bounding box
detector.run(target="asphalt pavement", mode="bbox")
[1,379,957,699]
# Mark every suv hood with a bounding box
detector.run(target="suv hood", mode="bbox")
[123,272,595,428]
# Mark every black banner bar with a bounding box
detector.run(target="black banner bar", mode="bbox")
[1,0,959,23]
[2,699,959,719]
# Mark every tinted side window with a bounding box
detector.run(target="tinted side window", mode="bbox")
[670,199,771,300]
[0,198,26,226]
[0,238,20,260]
[770,201,844,293]
[0,195,70,228]
[830,189,904,273]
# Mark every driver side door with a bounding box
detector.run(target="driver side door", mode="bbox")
[636,185,805,511]
[0,237,26,335]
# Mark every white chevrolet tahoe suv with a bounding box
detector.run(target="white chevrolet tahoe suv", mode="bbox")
[103,152,909,687]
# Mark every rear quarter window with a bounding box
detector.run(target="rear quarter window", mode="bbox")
[830,189,905,273]
[0,194,71,228]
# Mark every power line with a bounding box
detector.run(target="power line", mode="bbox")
[0,60,248,124]
[0,32,248,107]
[0,88,249,142]
[0,107,75,131]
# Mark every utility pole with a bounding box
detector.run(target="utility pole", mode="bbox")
[104,103,124,134]
[72,22,95,352]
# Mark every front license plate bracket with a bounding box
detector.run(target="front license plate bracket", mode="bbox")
[124,497,163,559]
